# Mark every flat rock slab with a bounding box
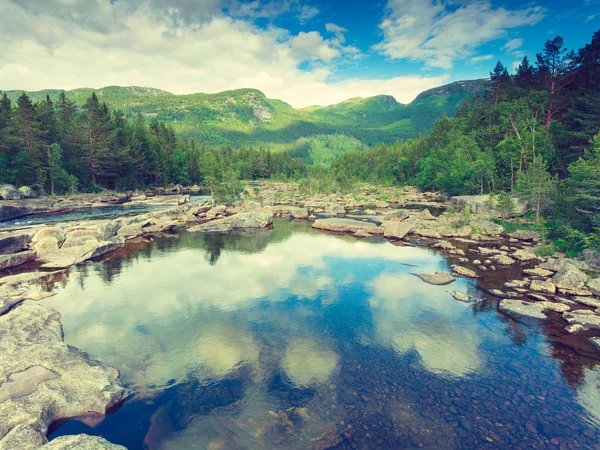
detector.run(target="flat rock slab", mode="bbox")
[499,300,547,319]
[313,218,383,234]
[0,304,126,449]
[413,272,456,286]
[0,250,36,271]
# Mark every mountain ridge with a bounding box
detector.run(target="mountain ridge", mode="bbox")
[2,79,490,148]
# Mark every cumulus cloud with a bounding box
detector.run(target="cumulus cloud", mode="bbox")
[0,0,446,107]
[375,0,544,69]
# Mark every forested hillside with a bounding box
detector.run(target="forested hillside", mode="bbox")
[4,80,487,148]
[332,30,600,252]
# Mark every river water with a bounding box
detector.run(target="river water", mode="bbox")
[43,220,600,449]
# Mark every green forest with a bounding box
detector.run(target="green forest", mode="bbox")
[0,30,598,252]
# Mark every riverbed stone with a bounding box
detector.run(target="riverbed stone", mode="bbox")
[508,230,540,242]
[413,272,455,286]
[512,249,537,262]
[41,435,126,449]
[415,208,437,221]
[0,304,126,449]
[552,264,589,290]
[499,300,547,319]
[0,250,36,271]
[530,279,556,295]
[452,266,478,278]
[563,310,600,330]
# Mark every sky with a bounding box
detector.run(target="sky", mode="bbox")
[0,0,598,108]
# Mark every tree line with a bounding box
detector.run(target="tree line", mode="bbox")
[0,91,308,194]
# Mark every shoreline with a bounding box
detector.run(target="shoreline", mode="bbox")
[1,182,600,449]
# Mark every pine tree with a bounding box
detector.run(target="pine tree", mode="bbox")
[516,155,558,221]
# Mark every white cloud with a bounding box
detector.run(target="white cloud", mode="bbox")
[501,38,524,53]
[375,0,544,69]
[0,0,449,107]
[470,54,494,63]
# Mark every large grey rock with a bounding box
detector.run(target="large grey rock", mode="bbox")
[382,221,413,239]
[471,220,504,235]
[42,435,126,449]
[0,250,36,271]
[491,254,516,266]
[0,231,33,255]
[190,212,273,233]
[552,264,589,290]
[96,221,120,240]
[383,209,410,222]
[0,304,126,449]
[415,208,437,221]
[499,300,547,319]
[324,203,345,214]
[17,186,37,199]
[0,185,23,200]
[451,194,528,216]
[313,218,383,234]
[581,249,600,271]
[508,230,540,242]
[413,272,455,286]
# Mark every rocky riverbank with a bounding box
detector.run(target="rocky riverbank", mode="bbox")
[1,181,600,448]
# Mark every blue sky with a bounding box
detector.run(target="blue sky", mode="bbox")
[0,0,598,107]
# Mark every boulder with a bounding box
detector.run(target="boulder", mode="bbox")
[17,186,36,199]
[206,205,227,219]
[383,209,410,222]
[96,221,120,240]
[0,185,22,200]
[471,220,504,235]
[0,250,36,271]
[324,203,345,215]
[32,227,66,246]
[0,304,126,449]
[451,194,528,216]
[313,218,383,235]
[581,249,600,271]
[415,208,437,221]
[529,279,556,295]
[0,231,33,255]
[223,212,273,229]
[413,272,455,286]
[552,264,589,290]
[288,206,309,220]
[414,228,441,239]
[382,221,413,239]
[42,435,126,449]
[451,291,471,302]
[587,278,600,297]
[508,230,540,242]
[499,300,547,319]
[452,266,479,278]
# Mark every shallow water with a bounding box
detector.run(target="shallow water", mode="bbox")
[43,220,600,449]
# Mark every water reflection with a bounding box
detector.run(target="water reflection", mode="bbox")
[368,273,484,377]
[42,220,600,449]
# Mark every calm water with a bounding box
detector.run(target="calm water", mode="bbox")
[42,220,600,449]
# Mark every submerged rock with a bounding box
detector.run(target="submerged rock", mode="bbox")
[499,300,547,319]
[0,304,126,449]
[41,435,126,449]
[413,272,456,286]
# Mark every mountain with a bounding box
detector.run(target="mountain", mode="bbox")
[3,79,489,150]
